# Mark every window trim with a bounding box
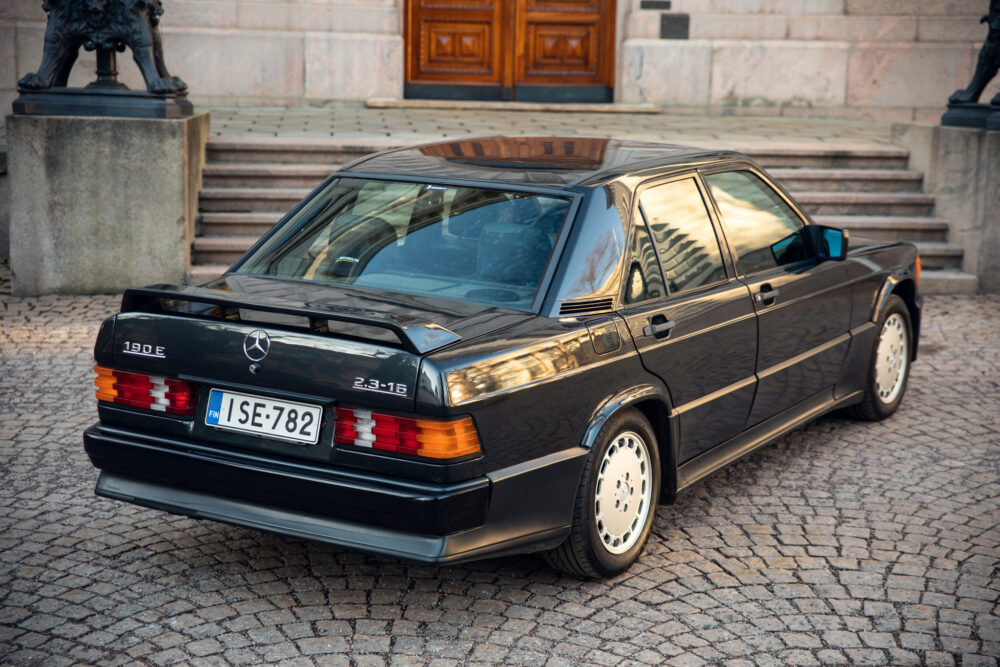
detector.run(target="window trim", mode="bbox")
[698,164,818,279]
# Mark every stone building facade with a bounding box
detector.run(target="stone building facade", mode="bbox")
[1,0,997,121]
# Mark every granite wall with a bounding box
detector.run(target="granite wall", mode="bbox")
[0,0,996,120]
[0,0,404,111]
[621,0,1000,121]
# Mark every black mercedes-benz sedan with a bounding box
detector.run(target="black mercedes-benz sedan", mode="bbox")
[84,137,921,577]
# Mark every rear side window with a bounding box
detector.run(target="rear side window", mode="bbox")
[704,170,807,276]
[639,178,727,295]
[624,217,665,304]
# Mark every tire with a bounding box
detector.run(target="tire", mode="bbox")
[544,409,661,578]
[849,294,913,421]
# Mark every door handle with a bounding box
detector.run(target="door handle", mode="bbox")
[643,315,676,339]
[755,284,780,305]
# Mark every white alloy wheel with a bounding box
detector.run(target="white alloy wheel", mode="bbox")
[594,430,653,555]
[874,312,909,405]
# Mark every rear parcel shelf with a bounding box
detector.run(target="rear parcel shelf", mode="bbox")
[120,286,462,354]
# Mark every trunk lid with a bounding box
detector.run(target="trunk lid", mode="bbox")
[107,275,531,461]
[113,274,531,406]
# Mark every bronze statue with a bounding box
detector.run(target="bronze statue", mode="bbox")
[950,0,1000,106]
[18,0,187,94]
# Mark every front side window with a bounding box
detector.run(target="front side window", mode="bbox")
[639,178,727,295]
[237,178,571,310]
[704,170,807,276]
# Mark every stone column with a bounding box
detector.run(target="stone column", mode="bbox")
[6,113,209,296]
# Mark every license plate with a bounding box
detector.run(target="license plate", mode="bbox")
[205,389,322,445]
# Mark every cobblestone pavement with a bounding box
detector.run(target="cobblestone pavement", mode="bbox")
[2,263,999,666]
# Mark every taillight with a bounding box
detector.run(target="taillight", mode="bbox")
[915,254,921,288]
[334,407,481,460]
[94,365,195,416]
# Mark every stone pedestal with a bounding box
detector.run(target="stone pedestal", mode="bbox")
[1,151,9,260]
[6,113,209,296]
[941,103,992,129]
[892,122,1000,293]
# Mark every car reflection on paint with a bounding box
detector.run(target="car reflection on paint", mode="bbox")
[84,137,921,577]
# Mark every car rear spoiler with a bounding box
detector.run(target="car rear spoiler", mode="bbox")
[120,286,461,355]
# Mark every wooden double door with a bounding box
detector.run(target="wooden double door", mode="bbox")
[405,0,616,102]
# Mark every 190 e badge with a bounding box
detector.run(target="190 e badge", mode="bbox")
[122,341,165,359]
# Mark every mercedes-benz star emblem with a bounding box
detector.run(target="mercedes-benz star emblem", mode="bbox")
[243,329,271,362]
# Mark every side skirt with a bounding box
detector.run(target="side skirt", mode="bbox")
[677,388,862,492]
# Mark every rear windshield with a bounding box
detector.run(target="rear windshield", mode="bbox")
[236,178,571,310]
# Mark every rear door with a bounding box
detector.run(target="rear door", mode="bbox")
[618,176,758,463]
[702,169,852,427]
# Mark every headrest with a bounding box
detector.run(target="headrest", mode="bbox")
[477,222,549,285]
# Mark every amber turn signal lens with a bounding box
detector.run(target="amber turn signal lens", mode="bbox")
[94,364,117,402]
[413,416,481,459]
[915,254,921,288]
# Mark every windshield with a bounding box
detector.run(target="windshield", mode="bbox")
[236,178,572,310]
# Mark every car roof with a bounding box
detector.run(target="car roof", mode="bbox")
[342,136,742,187]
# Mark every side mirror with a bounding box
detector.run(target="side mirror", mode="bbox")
[804,225,849,261]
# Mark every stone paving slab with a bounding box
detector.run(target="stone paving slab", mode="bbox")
[204,103,897,147]
[0,102,899,160]
[1,260,998,666]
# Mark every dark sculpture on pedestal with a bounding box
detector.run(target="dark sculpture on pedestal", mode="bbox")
[13,0,192,118]
[943,0,1000,130]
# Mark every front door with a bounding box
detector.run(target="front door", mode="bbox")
[405,0,616,102]
[702,169,852,427]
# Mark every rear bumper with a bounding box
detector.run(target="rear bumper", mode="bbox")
[84,423,587,563]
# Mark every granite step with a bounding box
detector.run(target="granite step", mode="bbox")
[198,164,923,193]
[202,163,336,188]
[745,145,909,169]
[795,192,935,217]
[911,241,965,271]
[813,215,949,242]
[199,212,284,237]
[186,263,230,285]
[204,138,910,170]
[919,270,979,295]
[199,187,312,213]
[768,168,923,193]
[206,139,391,164]
[192,235,260,265]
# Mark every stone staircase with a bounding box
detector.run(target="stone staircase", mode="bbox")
[187,140,977,294]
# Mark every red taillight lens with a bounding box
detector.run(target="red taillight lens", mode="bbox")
[94,365,195,416]
[113,370,156,409]
[334,407,481,460]
[164,378,194,415]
